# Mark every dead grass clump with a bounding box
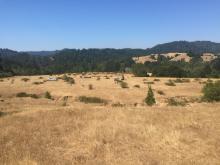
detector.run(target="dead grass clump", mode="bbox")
[165,80,176,86]
[0,79,4,82]
[77,96,108,104]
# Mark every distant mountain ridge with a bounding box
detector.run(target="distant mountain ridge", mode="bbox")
[145,41,220,55]
[1,41,220,56]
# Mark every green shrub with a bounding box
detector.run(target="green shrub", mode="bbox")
[165,80,176,86]
[45,91,52,99]
[145,86,156,106]
[78,96,108,104]
[202,81,220,102]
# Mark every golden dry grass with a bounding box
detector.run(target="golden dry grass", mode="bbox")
[0,74,220,165]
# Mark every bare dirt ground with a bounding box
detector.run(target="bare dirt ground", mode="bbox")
[0,73,220,165]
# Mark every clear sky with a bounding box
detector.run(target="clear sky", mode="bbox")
[0,0,220,51]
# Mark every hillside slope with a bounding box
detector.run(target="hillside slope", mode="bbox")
[145,41,220,55]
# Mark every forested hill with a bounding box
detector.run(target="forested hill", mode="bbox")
[145,41,220,55]
[0,41,220,78]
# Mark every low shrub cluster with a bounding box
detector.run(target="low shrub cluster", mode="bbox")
[120,82,129,88]
[165,80,176,86]
[134,84,140,88]
[45,91,52,99]
[167,97,187,106]
[157,90,165,95]
[202,81,220,102]
[61,75,75,85]
[88,84,93,90]
[112,102,125,107]
[78,96,108,104]
[21,78,30,82]
[173,78,190,83]
[16,92,39,99]
[154,79,160,82]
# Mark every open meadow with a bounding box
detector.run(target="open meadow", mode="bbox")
[0,73,220,165]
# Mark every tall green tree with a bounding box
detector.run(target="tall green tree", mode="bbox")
[145,85,156,106]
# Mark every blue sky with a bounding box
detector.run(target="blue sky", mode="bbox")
[0,0,220,51]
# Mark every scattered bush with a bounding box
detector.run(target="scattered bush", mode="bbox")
[157,90,165,95]
[0,111,6,117]
[16,92,39,99]
[78,96,108,104]
[16,92,30,97]
[112,102,125,107]
[145,85,156,106]
[173,78,190,83]
[202,81,220,102]
[154,79,160,82]
[167,97,187,106]
[21,78,30,82]
[61,75,75,85]
[207,79,213,83]
[146,82,154,85]
[45,91,52,99]
[88,84,93,90]
[165,80,176,86]
[134,84,140,88]
[120,82,129,88]
[33,82,44,85]
[29,94,39,99]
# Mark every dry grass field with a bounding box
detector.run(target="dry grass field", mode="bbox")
[0,73,220,165]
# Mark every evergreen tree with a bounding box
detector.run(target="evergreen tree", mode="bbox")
[145,85,156,106]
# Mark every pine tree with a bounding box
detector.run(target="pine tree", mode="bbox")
[145,85,156,106]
